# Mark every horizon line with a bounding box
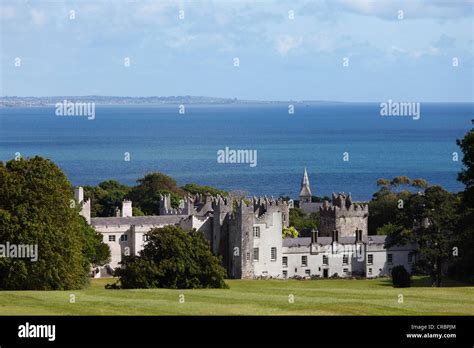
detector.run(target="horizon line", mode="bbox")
[1,95,473,104]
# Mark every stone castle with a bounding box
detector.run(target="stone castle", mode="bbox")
[77,168,416,279]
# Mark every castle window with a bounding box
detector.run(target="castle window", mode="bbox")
[253,248,259,261]
[387,253,393,264]
[283,270,288,278]
[253,226,260,238]
[408,252,414,264]
[246,252,250,262]
[271,247,277,261]
[368,268,372,275]
[322,255,328,265]
[305,269,311,277]
[367,254,373,265]
[120,234,128,242]
[343,254,349,265]
[108,235,116,242]
[282,256,288,267]
[301,256,307,267]
[343,268,349,274]
[143,234,149,242]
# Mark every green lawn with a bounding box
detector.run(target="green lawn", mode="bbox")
[0,276,472,315]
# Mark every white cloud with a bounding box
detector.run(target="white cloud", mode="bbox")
[276,35,302,56]
[386,44,440,61]
[30,9,46,27]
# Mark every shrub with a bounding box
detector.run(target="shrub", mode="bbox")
[114,225,228,289]
[391,265,411,288]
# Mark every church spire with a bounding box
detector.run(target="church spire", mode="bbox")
[299,167,312,202]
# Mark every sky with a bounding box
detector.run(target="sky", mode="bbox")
[0,0,473,101]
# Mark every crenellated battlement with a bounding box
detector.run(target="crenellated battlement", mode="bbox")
[158,193,194,216]
[320,193,368,216]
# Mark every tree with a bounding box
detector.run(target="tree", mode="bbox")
[457,129,474,206]
[369,177,428,234]
[390,176,412,193]
[412,178,428,189]
[79,217,111,267]
[127,173,185,214]
[282,226,299,239]
[451,129,474,282]
[311,195,331,203]
[368,192,399,235]
[376,178,391,188]
[376,223,404,236]
[289,208,319,231]
[182,183,227,197]
[83,180,130,217]
[386,186,459,287]
[0,156,110,290]
[114,226,227,289]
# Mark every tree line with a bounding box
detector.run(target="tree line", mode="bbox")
[83,173,227,217]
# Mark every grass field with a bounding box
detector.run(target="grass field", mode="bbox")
[0,276,473,315]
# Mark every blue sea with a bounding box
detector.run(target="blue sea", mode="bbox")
[0,103,472,201]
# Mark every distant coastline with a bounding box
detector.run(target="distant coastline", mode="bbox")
[0,96,349,108]
[1,96,472,108]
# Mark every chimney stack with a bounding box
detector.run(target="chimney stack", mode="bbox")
[74,187,84,203]
[121,200,133,217]
[311,229,318,244]
[332,229,339,243]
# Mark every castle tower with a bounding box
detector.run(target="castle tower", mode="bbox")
[233,200,255,279]
[299,167,312,203]
[211,196,233,255]
[319,193,369,238]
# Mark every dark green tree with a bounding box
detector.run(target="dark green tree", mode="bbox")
[311,195,331,203]
[84,180,130,217]
[182,183,227,196]
[457,129,474,207]
[369,177,427,234]
[289,208,319,231]
[127,173,185,214]
[0,156,110,290]
[451,129,474,282]
[386,186,459,287]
